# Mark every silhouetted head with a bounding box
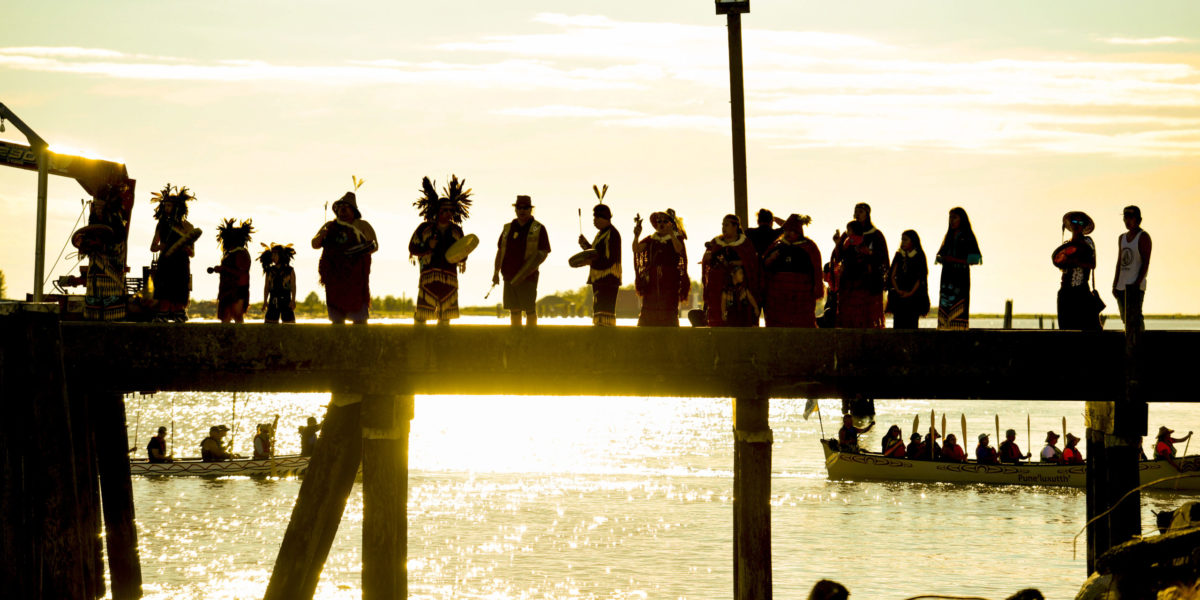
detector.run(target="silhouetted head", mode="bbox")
[757,208,774,227]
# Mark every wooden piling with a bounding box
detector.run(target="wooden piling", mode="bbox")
[1003,300,1013,329]
[733,396,772,600]
[361,394,414,600]
[67,389,105,599]
[93,392,143,599]
[264,393,363,600]
[0,310,92,599]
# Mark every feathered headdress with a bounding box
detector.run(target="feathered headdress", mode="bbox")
[413,176,440,221]
[215,218,254,252]
[441,175,472,224]
[258,242,296,271]
[150,183,195,220]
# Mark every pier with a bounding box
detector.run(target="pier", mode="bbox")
[2,307,1193,599]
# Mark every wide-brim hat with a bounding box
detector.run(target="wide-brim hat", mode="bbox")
[978,433,989,442]
[1062,211,1094,235]
[1065,433,1080,444]
[1159,425,1174,437]
[514,195,533,208]
[1046,431,1060,442]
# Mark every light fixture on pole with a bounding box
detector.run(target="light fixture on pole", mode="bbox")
[715,0,749,225]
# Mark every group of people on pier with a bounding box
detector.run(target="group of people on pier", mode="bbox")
[839,415,1190,465]
[73,175,1150,331]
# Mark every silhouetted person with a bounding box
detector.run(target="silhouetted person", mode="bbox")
[209,218,254,323]
[1053,211,1101,331]
[493,195,550,327]
[746,208,783,257]
[299,417,321,457]
[578,203,621,326]
[150,184,200,323]
[633,210,689,326]
[260,243,297,323]
[701,214,761,327]
[935,207,982,330]
[410,176,471,325]
[833,203,888,328]
[976,433,999,464]
[886,229,930,329]
[201,425,233,462]
[999,428,1031,464]
[1112,205,1151,333]
[147,426,172,463]
[313,179,377,324]
[763,214,823,328]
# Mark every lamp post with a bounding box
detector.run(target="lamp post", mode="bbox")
[716,0,750,226]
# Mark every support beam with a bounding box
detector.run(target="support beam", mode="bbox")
[733,396,772,600]
[724,11,749,225]
[94,392,143,599]
[264,394,363,600]
[362,394,414,600]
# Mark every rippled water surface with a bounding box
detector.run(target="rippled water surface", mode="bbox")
[119,318,1199,599]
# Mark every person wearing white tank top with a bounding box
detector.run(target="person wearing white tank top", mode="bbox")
[1112,205,1151,332]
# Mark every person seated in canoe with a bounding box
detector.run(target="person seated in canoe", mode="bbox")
[906,432,925,459]
[299,416,322,457]
[880,425,905,457]
[998,429,1031,464]
[1063,433,1084,465]
[837,414,875,453]
[253,416,279,460]
[976,433,999,464]
[147,426,173,463]
[1155,426,1193,468]
[1040,431,1064,464]
[201,425,235,462]
[940,433,967,463]
[922,429,942,460]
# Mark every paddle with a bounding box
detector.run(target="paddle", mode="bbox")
[578,208,583,237]
[961,414,967,459]
[941,413,947,447]
[930,409,936,460]
[1027,414,1032,463]
[913,414,920,449]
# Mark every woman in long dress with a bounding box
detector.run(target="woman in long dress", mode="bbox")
[702,214,761,327]
[1053,211,1101,331]
[762,214,822,327]
[935,207,982,330]
[633,210,690,326]
[886,229,930,329]
[833,203,888,328]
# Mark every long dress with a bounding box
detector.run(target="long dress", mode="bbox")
[762,236,821,328]
[153,220,196,307]
[409,221,463,322]
[318,219,373,317]
[1054,236,1101,331]
[702,234,761,327]
[885,250,930,329]
[834,224,888,328]
[936,229,982,330]
[635,233,689,326]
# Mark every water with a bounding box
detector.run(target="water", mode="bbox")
[120,318,1199,599]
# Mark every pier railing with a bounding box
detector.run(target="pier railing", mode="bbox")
[1,309,1188,599]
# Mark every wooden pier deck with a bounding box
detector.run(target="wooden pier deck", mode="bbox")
[2,312,1194,599]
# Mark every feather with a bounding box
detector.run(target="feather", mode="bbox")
[601,184,608,199]
[414,176,440,221]
[441,174,473,224]
[593,184,600,199]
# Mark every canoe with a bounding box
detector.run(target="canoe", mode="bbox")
[821,440,1200,490]
[130,454,309,477]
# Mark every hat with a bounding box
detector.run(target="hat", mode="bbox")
[514,195,533,208]
[783,214,812,233]
[1046,431,1060,442]
[157,426,167,434]
[210,424,229,433]
[1159,425,1174,438]
[910,433,922,441]
[593,204,612,219]
[1062,211,1094,235]
[1065,433,1080,445]
[978,433,989,442]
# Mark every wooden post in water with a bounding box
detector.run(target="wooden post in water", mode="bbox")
[67,387,105,598]
[361,394,414,599]
[1003,300,1013,330]
[93,392,144,599]
[264,393,364,600]
[733,396,772,600]
[0,309,93,599]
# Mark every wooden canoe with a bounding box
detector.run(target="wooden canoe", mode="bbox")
[821,440,1200,490]
[130,454,309,477]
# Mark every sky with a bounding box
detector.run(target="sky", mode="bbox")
[2,0,1199,314]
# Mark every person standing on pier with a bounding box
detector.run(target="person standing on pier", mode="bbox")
[578,201,621,327]
[147,426,172,463]
[410,176,471,326]
[208,218,254,324]
[150,184,201,323]
[885,229,930,329]
[201,424,234,462]
[976,433,999,464]
[1053,211,1101,331]
[833,203,888,328]
[78,182,130,321]
[702,214,761,326]
[935,207,982,330]
[633,210,689,326]
[493,195,551,327]
[1039,431,1064,463]
[1112,205,1151,333]
[999,428,1031,463]
[746,208,783,257]
[762,214,823,328]
[313,178,377,324]
[260,243,297,324]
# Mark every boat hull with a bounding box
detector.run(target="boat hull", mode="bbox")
[130,455,309,477]
[821,441,1200,490]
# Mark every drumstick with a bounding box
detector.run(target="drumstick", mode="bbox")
[578,208,583,236]
[484,283,496,300]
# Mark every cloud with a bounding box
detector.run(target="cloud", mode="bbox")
[1101,36,1193,46]
[2,13,1200,156]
